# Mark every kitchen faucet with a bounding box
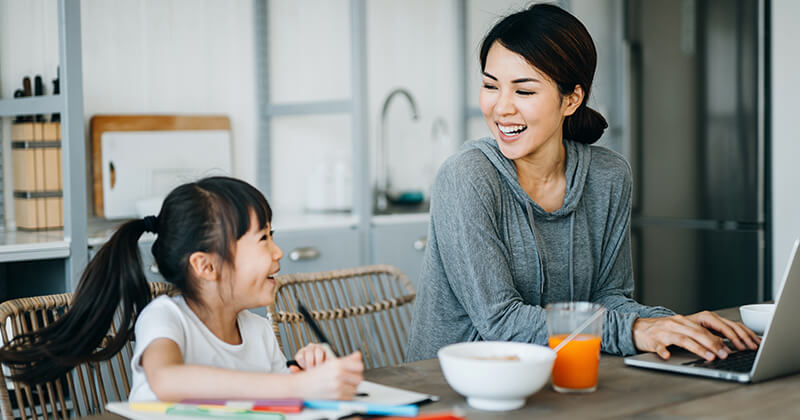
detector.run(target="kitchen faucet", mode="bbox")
[375,88,419,212]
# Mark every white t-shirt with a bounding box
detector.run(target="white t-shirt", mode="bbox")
[128,295,289,401]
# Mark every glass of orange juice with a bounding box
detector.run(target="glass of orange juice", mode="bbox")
[545,302,604,393]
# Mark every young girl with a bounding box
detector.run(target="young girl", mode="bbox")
[0,176,363,401]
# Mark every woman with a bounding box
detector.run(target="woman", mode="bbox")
[407,3,759,362]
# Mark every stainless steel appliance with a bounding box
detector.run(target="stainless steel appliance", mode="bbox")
[625,0,767,313]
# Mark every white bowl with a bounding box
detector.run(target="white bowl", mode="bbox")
[437,341,556,411]
[739,303,775,335]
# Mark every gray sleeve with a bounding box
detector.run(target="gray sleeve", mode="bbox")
[590,165,675,356]
[432,161,549,345]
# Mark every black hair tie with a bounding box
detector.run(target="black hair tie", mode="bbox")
[142,215,159,233]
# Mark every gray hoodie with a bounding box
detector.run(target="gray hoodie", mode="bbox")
[406,138,674,361]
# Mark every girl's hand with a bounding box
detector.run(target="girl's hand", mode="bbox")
[298,351,364,400]
[633,312,761,361]
[294,343,333,370]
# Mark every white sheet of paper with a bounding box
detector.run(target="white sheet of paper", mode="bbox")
[353,380,438,406]
[106,380,437,420]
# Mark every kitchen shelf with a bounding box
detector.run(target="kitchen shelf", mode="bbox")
[0,0,88,293]
[0,96,63,117]
[0,229,69,263]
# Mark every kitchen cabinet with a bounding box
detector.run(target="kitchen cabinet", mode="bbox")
[277,227,361,275]
[371,217,429,289]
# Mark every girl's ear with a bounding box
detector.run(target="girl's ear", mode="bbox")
[188,252,219,282]
[562,84,585,117]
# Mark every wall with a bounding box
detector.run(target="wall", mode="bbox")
[267,0,462,213]
[366,0,460,201]
[266,0,351,213]
[771,0,800,295]
[0,0,255,226]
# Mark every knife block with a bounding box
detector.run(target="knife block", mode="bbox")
[11,122,63,230]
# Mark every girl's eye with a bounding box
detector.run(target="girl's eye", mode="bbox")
[260,234,268,241]
[482,83,497,90]
[516,90,535,96]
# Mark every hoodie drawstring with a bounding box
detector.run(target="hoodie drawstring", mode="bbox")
[526,202,548,297]
[569,212,575,302]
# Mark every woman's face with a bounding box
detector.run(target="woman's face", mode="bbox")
[479,41,579,161]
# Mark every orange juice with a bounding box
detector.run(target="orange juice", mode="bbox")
[548,333,601,391]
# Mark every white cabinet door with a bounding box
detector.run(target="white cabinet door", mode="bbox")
[277,227,361,275]
[371,221,429,289]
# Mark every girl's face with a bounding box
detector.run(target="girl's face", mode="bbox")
[479,41,579,161]
[229,212,283,309]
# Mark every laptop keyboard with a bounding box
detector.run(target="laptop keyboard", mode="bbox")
[686,350,757,373]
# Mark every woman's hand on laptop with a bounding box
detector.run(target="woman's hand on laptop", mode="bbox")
[633,312,761,361]
[686,311,761,350]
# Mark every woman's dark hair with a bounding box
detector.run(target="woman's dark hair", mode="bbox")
[480,3,608,144]
[0,176,272,385]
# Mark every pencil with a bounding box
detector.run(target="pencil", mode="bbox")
[297,301,338,356]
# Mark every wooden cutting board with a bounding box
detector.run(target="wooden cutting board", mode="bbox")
[90,115,231,218]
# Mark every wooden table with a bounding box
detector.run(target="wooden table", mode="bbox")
[86,308,800,419]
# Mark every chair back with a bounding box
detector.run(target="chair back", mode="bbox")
[270,265,416,369]
[0,282,176,420]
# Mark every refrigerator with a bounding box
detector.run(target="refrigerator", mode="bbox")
[624,0,767,314]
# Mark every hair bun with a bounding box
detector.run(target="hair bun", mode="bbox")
[564,106,608,144]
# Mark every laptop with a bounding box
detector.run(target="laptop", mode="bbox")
[624,239,800,383]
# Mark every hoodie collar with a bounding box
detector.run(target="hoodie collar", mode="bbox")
[469,137,591,220]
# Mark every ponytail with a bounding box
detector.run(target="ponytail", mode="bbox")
[563,105,608,144]
[0,219,153,386]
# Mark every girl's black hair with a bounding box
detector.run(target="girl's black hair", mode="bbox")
[480,3,608,144]
[0,176,272,385]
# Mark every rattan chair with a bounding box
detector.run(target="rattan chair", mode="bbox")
[269,265,416,370]
[0,282,176,420]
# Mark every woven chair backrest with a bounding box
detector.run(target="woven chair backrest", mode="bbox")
[0,282,176,420]
[269,265,416,370]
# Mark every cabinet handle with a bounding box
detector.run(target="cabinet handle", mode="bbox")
[149,264,160,274]
[413,237,427,251]
[289,247,321,262]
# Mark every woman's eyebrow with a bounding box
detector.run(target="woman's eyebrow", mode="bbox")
[482,72,540,84]
[512,77,541,84]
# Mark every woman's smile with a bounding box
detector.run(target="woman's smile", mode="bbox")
[496,122,528,142]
